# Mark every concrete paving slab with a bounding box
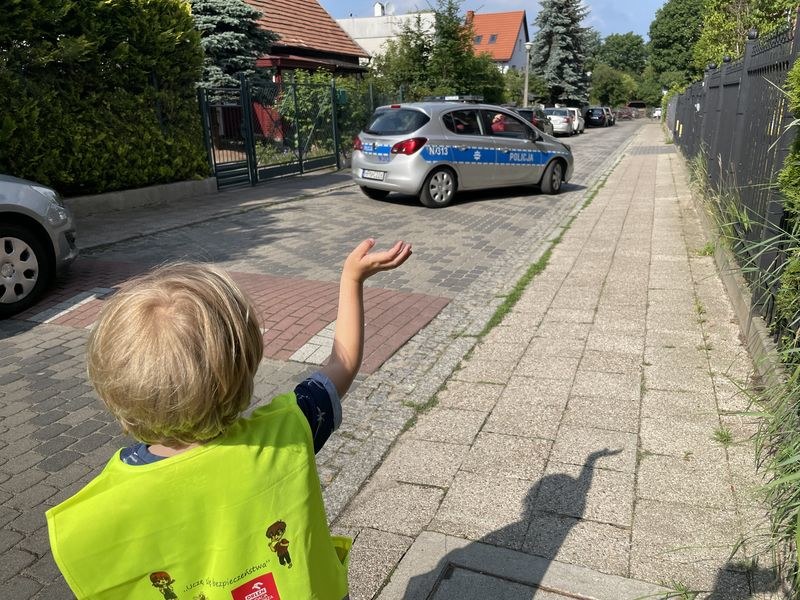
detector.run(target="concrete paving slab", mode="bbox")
[535,458,635,527]
[371,438,469,488]
[550,428,638,473]
[347,528,414,600]
[406,407,487,445]
[639,417,728,461]
[337,479,444,536]
[630,500,743,591]
[378,531,668,600]
[461,432,551,480]
[515,355,581,380]
[434,380,504,412]
[562,394,640,433]
[571,370,642,403]
[636,453,734,510]
[484,397,563,440]
[643,364,714,394]
[523,511,631,577]
[429,472,536,549]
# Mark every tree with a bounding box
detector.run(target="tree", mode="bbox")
[582,27,603,72]
[648,0,706,84]
[597,32,648,75]
[189,0,278,88]
[692,0,797,69]
[503,68,548,106]
[590,64,637,106]
[529,0,590,105]
[371,0,505,103]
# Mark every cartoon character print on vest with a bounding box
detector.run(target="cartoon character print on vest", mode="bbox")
[150,571,178,599]
[266,520,292,568]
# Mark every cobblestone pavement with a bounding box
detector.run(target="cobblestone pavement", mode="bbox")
[0,121,641,598]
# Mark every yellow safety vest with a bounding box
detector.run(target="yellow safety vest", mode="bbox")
[46,393,351,600]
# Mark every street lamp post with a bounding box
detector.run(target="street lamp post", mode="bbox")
[523,41,534,107]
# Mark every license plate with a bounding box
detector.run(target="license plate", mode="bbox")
[362,169,385,181]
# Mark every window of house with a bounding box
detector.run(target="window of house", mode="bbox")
[489,34,498,44]
[474,35,482,44]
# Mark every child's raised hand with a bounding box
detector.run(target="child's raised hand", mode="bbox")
[343,238,412,283]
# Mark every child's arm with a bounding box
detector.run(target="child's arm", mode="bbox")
[321,238,412,398]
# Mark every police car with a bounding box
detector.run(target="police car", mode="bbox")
[351,100,574,208]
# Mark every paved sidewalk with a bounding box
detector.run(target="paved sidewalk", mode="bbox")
[335,124,779,599]
[74,170,353,250]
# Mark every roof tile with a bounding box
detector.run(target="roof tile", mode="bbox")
[246,0,370,59]
[471,11,526,62]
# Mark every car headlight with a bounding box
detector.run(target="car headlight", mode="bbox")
[32,185,64,207]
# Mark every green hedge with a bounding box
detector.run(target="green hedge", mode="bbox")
[776,60,800,349]
[0,0,209,196]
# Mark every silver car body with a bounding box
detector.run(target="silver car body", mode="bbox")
[0,175,78,314]
[543,108,573,136]
[565,107,585,134]
[351,102,574,199]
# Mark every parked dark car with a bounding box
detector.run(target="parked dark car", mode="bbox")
[514,107,555,136]
[585,107,607,127]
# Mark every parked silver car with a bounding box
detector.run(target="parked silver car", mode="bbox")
[352,101,574,208]
[0,175,78,317]
[543,108,574,136]
[565,107,585,134]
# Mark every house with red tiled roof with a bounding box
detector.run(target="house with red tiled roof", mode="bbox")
[247,0,370,77]
[469,10,530,73]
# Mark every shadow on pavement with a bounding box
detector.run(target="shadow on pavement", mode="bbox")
[402,448,621,599]
[707,562,782,599]
[363,183,589,211]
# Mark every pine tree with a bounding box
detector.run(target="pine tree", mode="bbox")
[529,0,589,105]
[189,0,278,88]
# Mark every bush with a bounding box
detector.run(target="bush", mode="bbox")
[0,0,208,196]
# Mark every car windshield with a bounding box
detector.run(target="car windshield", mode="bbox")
[545,109,569,117]
[365,109,430,135]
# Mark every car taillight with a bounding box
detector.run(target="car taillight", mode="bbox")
[565,117,572,123]
[391,137,427,155]
[353,136,363,151]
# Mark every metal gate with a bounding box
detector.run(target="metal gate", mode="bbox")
[199,77,340,189]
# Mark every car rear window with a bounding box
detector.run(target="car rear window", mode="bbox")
[588,108,604,116]
[365,109,430,135]
[545,108,569,117]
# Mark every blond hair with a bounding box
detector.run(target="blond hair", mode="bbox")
[87,263,263,446]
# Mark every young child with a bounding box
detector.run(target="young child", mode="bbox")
[46,238,412,600]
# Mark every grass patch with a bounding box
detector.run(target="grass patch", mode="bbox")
[713,425,733,447]
[695,241,715,256]
[479,246,553,337]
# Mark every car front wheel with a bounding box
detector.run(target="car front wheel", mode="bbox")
[419,168,456,208]
[540,161,563,195]
[360,186,390,200]
[0,224,53,319]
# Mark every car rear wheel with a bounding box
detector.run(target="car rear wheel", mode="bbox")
[0,224,53,319]
[420,168,456,208]
[360,186,390,200]
[540,161,563,195]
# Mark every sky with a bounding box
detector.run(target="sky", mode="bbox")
[318,0,667,40]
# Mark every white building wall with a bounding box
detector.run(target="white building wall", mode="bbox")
[336,12,436,58]
[504,27,528,70]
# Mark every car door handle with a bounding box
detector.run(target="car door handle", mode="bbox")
[457,145,467,150]
[498,148,509,153]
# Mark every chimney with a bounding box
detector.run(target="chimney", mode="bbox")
[466,10,474,25]
[374,2,385,17]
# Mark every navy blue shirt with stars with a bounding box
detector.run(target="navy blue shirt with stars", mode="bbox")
[120,372,341,465]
